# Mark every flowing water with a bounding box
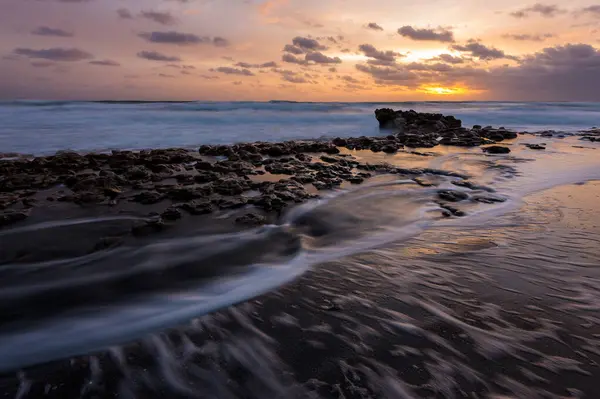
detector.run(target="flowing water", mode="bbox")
[1,135,600,397]
[1,101,599,155]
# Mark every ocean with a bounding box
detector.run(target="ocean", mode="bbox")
[1,100,599,155]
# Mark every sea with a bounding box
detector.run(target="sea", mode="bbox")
[1,101,600,398]
[1,100,599,155]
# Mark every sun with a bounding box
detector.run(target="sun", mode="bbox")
[420,86,467,95]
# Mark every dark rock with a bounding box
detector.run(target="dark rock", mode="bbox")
[126,166,152,181]
[178,200,215,215]
[525,144,546,150]
[332,137,347,147]
[483,146,511,154]
[235,213,267,226]
[216,196,248,209]
[0,210,29,227]
[195,161,213,171]
[132,218,167,236]
[214,178,249,195]
[93,236,124,251]
[132,191,163,205]
[439,204,466,217]
[414,177,438,187]
[382,144,399,153]
[167,186,212,201]
[320,155,340,163]
[347,175,364,184]
[161,207,182,221]
[471,195,506,204]
[438,190,469,202]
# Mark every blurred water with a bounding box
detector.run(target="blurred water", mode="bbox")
[1,100,599,155]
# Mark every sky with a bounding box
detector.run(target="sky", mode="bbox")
[1,0,599,101]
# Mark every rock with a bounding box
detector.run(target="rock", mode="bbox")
[216,196,248,209]
[213,178,249,195]
[347,175,365,184]
[525,144,546,150]
[126,166,152,181]
[471,195,506,204]
[132,218,167,236]
[438,190,469,202]
[161,207,182,221]
[178,200,215,215]
[414,177,438,187]
[93,236,124,251]
[167,186,212,201]
[235,213,267,226]
[320,155,340,163]
[483,146,511,154]
[473,125,482,130]
[332,137,347,147]
[382,144,399,153]
[0,210,28,227]
[439,204,466,217]
[132,191,164,205]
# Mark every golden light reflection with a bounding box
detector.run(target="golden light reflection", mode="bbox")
[419,86,467,95]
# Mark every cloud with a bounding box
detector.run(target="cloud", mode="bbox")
[30,61,54,68]
[140,11,177,25]
[366,22,383,31]
[355,64,419,84]
[340,75,361,83]
[502,33,555,41]
[139,31,208,45]
[89,59,120,66]
[31,26,73,37]
[478,44,600,100]
[510,3,566,18]
[291,36,327,51]
[430,54,466,64]
[213,37,229,47]
[282,53,308,65]
[283,44,304,54]
[282,74,309,83]
[200,75,220,80]
[13,47,93,61]
[137,50,181,62]
[159,73,175,78]
[117,8,133,19]
[305,52,342,64]
[215,67,254,76]
[398,26,454,42]
[451,41,516,60]
[235,61,278,68]
[577,5,600,16]
[358,44,402,62]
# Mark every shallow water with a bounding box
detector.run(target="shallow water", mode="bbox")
[1,101,599,155]
[1,137,600,397]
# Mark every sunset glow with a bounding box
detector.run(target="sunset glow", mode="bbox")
[0,0,599,101]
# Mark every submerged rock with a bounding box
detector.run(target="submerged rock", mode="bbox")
[483,146,511,154]
[438,190,469,202]
[235,213,267,226]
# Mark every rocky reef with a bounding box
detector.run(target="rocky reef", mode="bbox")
[0,109,518,238]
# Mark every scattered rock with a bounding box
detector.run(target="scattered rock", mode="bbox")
[235,213,267,226]
[438,190,469,202]
[178,200,215,215]
[131,218,167,236]
[161,207,182,221]
[132,191,164,205]
[525,144,546,150]
[483,146,511,154]
[0,210,29,227]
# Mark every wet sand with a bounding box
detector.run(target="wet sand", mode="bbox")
[1,126,600,397]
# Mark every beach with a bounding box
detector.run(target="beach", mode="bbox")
[1,108,600,398]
